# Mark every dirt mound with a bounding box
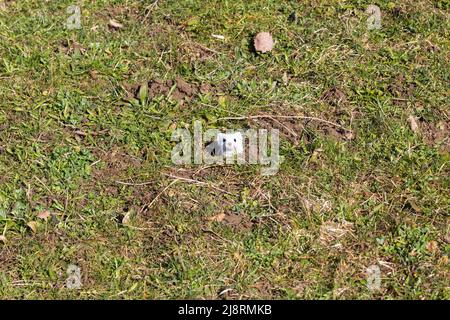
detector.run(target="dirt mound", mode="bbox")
[420,119,450,152]
[125,77,224,104]
[147,77,197,102]
[321,86,347,106]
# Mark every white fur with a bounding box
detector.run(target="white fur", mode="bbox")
[216,132,244,157]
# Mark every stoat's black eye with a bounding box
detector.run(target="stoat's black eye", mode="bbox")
[234,138,236,142]
[223,138,226,143]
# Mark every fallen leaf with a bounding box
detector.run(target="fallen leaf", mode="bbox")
[408,115,419,133]
[89,70,98,80]
[108,19,123,29]
[426,241,438,253]
[207,213,226,222]
[282,72,288,85]
[37,210,51,220]
[122,211,132,225]
[0,235,6,243]
[27,221,38,233]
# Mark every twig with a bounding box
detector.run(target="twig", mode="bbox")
[267,115,298,137]
[189,41,221,55]
[216,114,352,132]
[164,173,231,194]
[115,180,155,186]
[201,228,235,245]
[89,159,101,167]
[140,179,179,214]
[143,1,159,21]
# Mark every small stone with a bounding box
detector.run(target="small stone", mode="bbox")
[408,115,419,133]
[254,32,274,53]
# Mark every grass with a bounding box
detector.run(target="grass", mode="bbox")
[0,0,449,299]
